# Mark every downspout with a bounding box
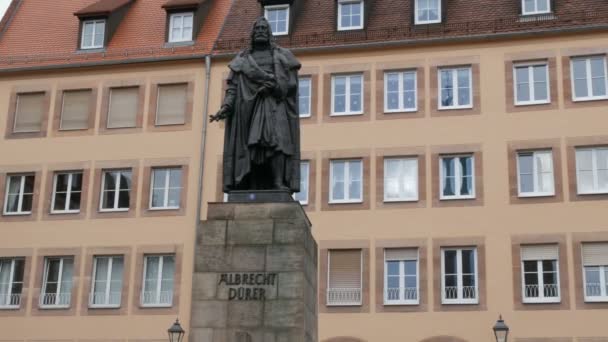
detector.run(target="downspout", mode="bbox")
[195,54,212,230]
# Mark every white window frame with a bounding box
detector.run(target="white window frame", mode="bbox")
[337,0,364,31]
[99,169,131,212]
[89,256,123,308]
[51,171,82,214]
[0,258,24,309]
[329,159,363,204]
[575,147,608,195]
[583,265,608,302]
[521,0,551,15]
[383,157,419,202]
[331,74,364,116]
[439,155,475,200]
[3,174,34,216]
[513,62,551,106]
[521,259,561,303]
[149,168,182,210]
[383,250,419,305]
[298,77,312,118]
[414,0,442,25]
[40,257,72,309]
[168,12,194,43]
[264,4,290,36]
[384,70,417,113]
[438,67,473,110]
[293,161,310,205]
[326,250,363,306]
[570,56,608,102]
[141,255,174,308]
[441,248,478,304]
[81,19,105,49]
[516,150,555,197]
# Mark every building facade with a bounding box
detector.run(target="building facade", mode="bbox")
[1,0,608,341]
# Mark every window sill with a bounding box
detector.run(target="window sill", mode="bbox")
[272,32,289,37]
[383,198,419,203]
[88,305,121,309]
[148,207,180,211]
[383,301,419,306]
[514,100,551,107]
[330,112,364,117]
[329,200,364,205]
[98,209,130,213]
[39,305,71,310]
[299,114,312,119]
[337,27,364,32]
[0,306,20,310]
[75,48,106,54]
[326,303,362,307]
[577,191,608,196]
[522,298,560,304]
[139,304,173,308]
[105,125,138,130]
[2,212,32,216]
[50,210,81,215]
[58,127,89,132]
[153,122,186,127]
[438,106,474,111]
[518,13,556,22]
[517,192,555,198]
[164,41,194,48]
[439,196,476,201]
[384,109,418,114]
[572,96,608,103]
[584,298,608,303]
[414,20,442,25]
[441,300,479,305]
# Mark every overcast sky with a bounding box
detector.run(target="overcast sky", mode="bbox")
[0,0,11,21]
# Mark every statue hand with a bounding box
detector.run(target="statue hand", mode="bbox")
[210,105,230,122]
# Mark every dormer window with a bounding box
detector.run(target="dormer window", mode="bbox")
[415,0,441,25]
[264,5,290,36]
[169,12,194,43]
[521,0,551,15]
[337,0,363,31]
[81,19,106,49]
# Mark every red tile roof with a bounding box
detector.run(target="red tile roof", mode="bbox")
[74,0,133,17]
[0,0,231,71]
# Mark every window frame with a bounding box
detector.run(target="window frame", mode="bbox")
[80,19,106,50]
[330,74,364,116]
[570,56,608,102]
[298,77,312,118]
[414,0,442,25]
[516,150,555,197]
[439,154,475,200]
[440,247,479,305]
[40,257,73,309]
[293,161,310,205]
[326,249,363,306]
[168,12,194,43]
[329,159,363,204]
[383,157,419,202]
[438,66,473,110]
[513,61,551,106]
[521,258,561,303]
[140,255,174,308]
[337,0,364,31]
[383,249,419,305]
[521,0,551,15]
[575,147,608,195]
[3,174,34,216]
[50,171,83,214]
[0,258,24,309]
[13,92,45,134]
[583,264,608,302]
[89,255,123,309]
[149,167,182,210]
[384,70,418,113]
[264,4,290,36]
[99,169,132,212]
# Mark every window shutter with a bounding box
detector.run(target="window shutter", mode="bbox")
[410,0,416,24]
[582,243,608,266]
[156,84,187,125]
[441,0,447,22]
[14,93,45,133]
[550,0,556,13]
[328,250,362,289]
[521,244,559,260]
[60,90,92,130]
[385,248,418,261]
[518,0,523,15]
[107,87,139,128]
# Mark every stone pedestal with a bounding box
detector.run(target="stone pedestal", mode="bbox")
[191,202,318,342]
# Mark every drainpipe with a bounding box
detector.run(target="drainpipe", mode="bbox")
[195,54,212,232]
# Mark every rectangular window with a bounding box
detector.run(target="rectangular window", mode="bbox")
[439,67,472,109]
[337,0,364,30]
[40,257,73,308]
[141,255,175,307]
[571,56,608,101]
[384,157,418,202]
[327,250,362,306]
[298,77,312,118]
[107,87,138,128]
[384,248,418,305]
[440,155,474,200]
[100,169,132,212]
[415,0,441,24]
[514,63,550,105]
[521,0,551,15]
[169,12,194,42]
[0,258,25,309]
[331,74,363,116]
[81,19,105,49]
[51,171,83,214]
[156,84,187,126]
[441,247,478,304]
[384,70,417,112]
[13,92,44,133]
[264,5,289,35]
[60,90,92,130]
[149,168,182,210]
[329,159,363,204]
[517,150,554,197]
[582,243,608,302]
[575,147,608,195]
[3,174,35,215]
[521,245,560,303]
[293,161,310,205]
[89,256,124,308]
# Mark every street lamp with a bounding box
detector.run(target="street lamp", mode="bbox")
[493,315,509,342]
[167,318,185,342]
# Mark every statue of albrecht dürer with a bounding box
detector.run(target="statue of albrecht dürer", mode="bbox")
[210,17,302,193]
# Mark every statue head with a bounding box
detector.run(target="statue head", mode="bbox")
[250,17,273,48]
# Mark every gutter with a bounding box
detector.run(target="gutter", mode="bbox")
[194,55,212,240]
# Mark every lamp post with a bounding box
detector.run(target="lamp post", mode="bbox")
[493,315,509,342]
[167,318,185,342]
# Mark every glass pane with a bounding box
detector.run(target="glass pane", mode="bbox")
[118,190,130,208]
[524,272,539,286]
[543,271,558,286]
[572,59,588,98]
[534,80,548,101]
[542,260,557,272]
[102,190,115,209]
[462,274,475,287]
[523,260,538,272]
[515,65,530,82]
[387,276,399,289]
[461,156,473,177]
[21,194,32,212]
[461,249,475,274]
[7,177,21,194]
[404,260,417,276]
[592,76,607,97]
[444,250,457,274]
[151,189,165,208]
[386,261,399,276]
[168,188,181,207]
[577,150,593,171]
[13,259,24,283]
[71,173,82,191]
[23,176,34,193]
[94,258,109,282]
[55,174,69,192]
[404,275,417,288]
[162,256,175,280]
[145,257,159,281]
[103,172,117,191]
[533,65,547,83]
[153,170,167,189]
[458,86,470,106]
[68,192,81,211]
[457,69,469,88]
[517,83,530,102]
[349,180,361,200]
[119,172,131,191]
[538,0,549,11]
[524,0,535,13]
[590,57,606,78]
[53,193,67,211]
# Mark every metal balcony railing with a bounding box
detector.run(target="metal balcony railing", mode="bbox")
[584,283,607,297]
[39,292,71,307]
[444,286,477,300]
[0,293,21,308]
[524,284,559,298]
[141,290,173,306]
[386,287,418,302]
[327,287,362,306]
[89,291,122,307]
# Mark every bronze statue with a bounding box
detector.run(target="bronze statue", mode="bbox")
[210,17,301,193]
